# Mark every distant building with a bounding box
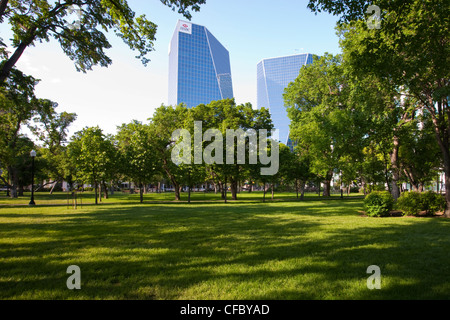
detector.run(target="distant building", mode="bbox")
[257,53,314,147]
[168,20,234,108]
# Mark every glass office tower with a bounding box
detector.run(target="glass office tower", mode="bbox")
[169,20,234,108]
[257,53,314,146]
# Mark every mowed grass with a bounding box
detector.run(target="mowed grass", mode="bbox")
[0,193,449,300]
[0,190,349,205]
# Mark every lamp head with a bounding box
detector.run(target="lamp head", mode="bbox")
[30,150,37,157]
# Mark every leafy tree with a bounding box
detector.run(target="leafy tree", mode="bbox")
[398,111,442,192]
[149,104,189,201]
[30,101,77,192]
[357,143,389,194]
[68,126,117,204]
[260,143,292,201]
[288,149,312,200]
[325,0,450,215]
[0,0,206,83]
[0,68,52,197]
[4,135,34,196]
[116,120,158,203]
[285,53,357,196]
[187,99,274,201]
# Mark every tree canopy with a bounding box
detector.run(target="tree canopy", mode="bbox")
[0,0,206,82]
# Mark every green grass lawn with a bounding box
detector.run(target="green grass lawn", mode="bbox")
[0,192,449,300]
[0,189,353,205]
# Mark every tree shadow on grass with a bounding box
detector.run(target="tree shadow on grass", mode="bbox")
[0,202,449,299]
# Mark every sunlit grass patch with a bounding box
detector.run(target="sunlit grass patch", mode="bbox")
[0,196,449,300]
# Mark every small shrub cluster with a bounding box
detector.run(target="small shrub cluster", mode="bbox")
[363,191,394,217]
[397,191,446,216]
[395,191,422,216]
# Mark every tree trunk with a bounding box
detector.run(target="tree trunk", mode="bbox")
[322,179,331,197]
[271,183,274,200]
[440,155,450,217]
[384,156,392,194]
[0,0,10,21]
[103,182,108,199]
[390,135,401,200]
[139,183,144,203]
[263,183,266,203]
[94,182,98,205]
[444,170,450,218]
[300,180,305,200]
[188,184,191,203]
[230,179,238,200]
[224,176,227,203]
[403,168,419,192]
[110,181,114,195]
[220,182,225,199]
[0,41,30,83]
[428,105,450,217]
[174,183,181,201]
[8,166,18,198]
[322,172,332,197]
[161,159,181,200]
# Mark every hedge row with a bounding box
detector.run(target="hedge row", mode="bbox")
[363,190,446,217]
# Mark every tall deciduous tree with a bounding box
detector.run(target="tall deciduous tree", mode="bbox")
[285,53,358,196]
[0,0,206,83]
[187,99,273,201]
[30,101,77,192]
[68,126,117,204]
[149,104,189,201]
[116,120,158,203]
[398,111,442,192]
[0,68,55,197]
[315,0,450,215]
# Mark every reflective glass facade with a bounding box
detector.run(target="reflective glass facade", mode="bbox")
[169,20,233,108]
[257,53,314,145]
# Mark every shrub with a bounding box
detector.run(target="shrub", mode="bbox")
[396,191,446,216]
[396,191,422,216]
[421,191,446,216]
[364,191,394,217]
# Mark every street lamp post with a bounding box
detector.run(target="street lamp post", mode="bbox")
[29,150,36,206]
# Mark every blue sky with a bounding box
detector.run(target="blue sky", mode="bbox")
[2,0,342,136]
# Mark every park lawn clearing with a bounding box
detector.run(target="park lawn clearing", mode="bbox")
[0,196,449,300]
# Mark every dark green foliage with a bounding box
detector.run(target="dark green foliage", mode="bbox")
[396,191,423,216]
[421,191,446,216]
[363,191,394,217]
[0,0,207,83]
[398,191,446,216]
